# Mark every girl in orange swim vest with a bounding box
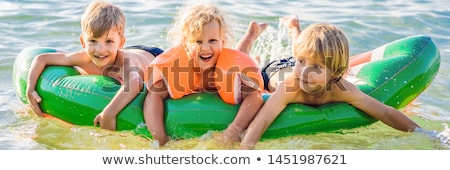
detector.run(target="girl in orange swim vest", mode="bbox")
[143,2,268,147]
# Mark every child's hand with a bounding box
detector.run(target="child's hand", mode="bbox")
[239,143,255,150]
[219,123,243,144]
[26,89,44,117]
[93,112,117,130]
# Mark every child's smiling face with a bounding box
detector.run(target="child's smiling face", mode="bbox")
[185,20,224,71]
[80,29,124,68]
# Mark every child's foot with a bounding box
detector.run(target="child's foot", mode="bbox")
[280,15,301,39]
[253,55,261,64]
[236,21,269,54]
[246,21,269,42]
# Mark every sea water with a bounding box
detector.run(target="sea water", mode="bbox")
[0,0,449,150]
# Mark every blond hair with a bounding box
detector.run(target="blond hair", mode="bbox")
[293,23,349,79]
[167,2,234,47]
[81,0,126,38]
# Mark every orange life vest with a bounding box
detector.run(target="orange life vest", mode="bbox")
[146,45,263,104]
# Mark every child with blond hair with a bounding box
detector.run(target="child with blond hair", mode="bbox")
[240,15,424,149]
[26,0,163,130]
[143,2,267,146]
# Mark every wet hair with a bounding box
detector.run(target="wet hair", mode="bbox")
[167,2,234,47]
[293,23,349,80]
[80,0,126,38]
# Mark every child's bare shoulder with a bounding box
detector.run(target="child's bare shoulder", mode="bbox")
[119,49,155,68]
[331,79,364,102]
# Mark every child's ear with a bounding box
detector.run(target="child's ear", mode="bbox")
[119,37,126,48]
[79,34,86,48]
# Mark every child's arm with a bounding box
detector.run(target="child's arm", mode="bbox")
[239,82,292,149]
[26,52,86,117]
[143,80,170,146]
[93,71,143,130]
[221,90,264,143]
[341,82,420,132]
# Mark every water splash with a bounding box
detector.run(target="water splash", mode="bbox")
[438,123,450,148]
[414,124,450,149]
[250,18,294,67]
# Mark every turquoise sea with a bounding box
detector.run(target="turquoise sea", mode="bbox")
[0,0,449,150]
